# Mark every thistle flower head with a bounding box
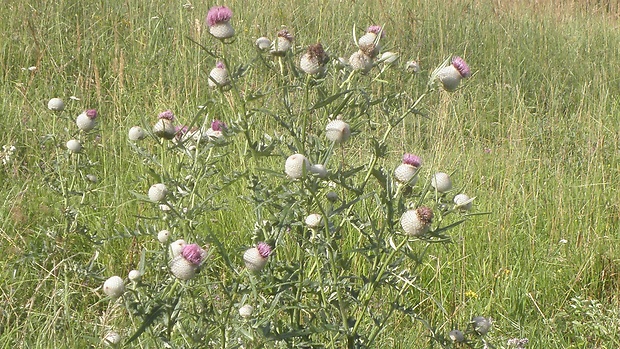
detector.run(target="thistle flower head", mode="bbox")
[472,316,492,335]
[181,243,207,266]
[103,276,125,298]
[85,109,98,119]
[451,56,471,78]
[416,206,434,225]
[402,153,421,167]
[175,125,189,140]
[256,242,272,258]
[277,29,294,42]
[216,61,225,69]
[48,98,65,111]
[210,119,227,131]
[307,43,329,65]
[158,110,175,121]
[366,25,385,38]
[206,6,233,26]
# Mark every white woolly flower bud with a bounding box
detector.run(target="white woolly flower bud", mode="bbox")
[284,154,310,179]
[157,230,170,243]
[169,239,187,258]
[472,316,492,335]
[325,119,351,143]
[169,255,197,280]
[431,172,452,193]
[208,62,230,88]
[394,164,419,185]
[309,164,328,178]
[152,119,176,140]
[128,126,146,141]
[148,183,168,202]
[453,194,474,211]
[449,330,465,343]
[103,331,121,346]
[243,242,272,272]
[400,207,433,236]
[103,276,125,298]
[349,50,373,73]
[239,304,254,318]
[76,110,98,131]
[66,139,82,153]
[255,37,271,50]
[379,51,399,64]
[128,269,141,282]
[305,214,324,229]
[48,98,65,111]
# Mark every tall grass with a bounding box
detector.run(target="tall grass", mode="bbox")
[1,0,619,347]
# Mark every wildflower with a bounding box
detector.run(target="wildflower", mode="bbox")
[305,214,324,229]
[208,61,230,88]
[255,36,271,50]
[349,50,373,73]
[239,304,254,318]
[284,153,310,179]
[472,316,492,335]
[300,43,329,75]
[76,109,98,131]
[47,98,65,111]
[128,126,146,141]
[243,242,272,272]
[103,276,125,298]
[170,243,207,280]
[358,25,384,58]
[326,191,339,202]
[66,139,82,153]
[400,206,433,236]
[153,110,177,140]
[128,270,141,283]
[271,29,294,56]
[453,193,474,211]
[449,330,465,343]
[206,6,234,39]
[437,56,471,92]
[158,230,170,243]
[431,172,452,192]
[205,119,227,140]
[309,164,328,178]
[394,153,421,186]
[103,331,121,346]
[148,183,168,202]
[325,117,351,143]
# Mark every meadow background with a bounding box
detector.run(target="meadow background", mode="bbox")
[1,0,619,347]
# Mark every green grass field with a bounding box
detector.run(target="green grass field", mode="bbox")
[1,0,619,347]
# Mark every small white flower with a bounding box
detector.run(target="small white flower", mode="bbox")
[103,276,125,298]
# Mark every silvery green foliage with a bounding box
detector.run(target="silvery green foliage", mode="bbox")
[99,18,495,349]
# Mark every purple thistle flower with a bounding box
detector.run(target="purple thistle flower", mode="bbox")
[256,242,272,258]
[158,110,175,121]
[277,29,294,42]
[181,243,206,266]
[85,109,97,119]
[211,119,227,131]
[402,153,422,167]
[451,56,471,78]
[215,61,226,69]
[366,25,385,38]
[175,125,189,139]
[206,6,233,27]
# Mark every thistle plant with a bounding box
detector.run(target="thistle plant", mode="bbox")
[90,6,499,348]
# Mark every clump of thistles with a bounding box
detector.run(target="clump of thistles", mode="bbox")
[169,243,207,280]
[271,29,294,56]
[400,206,433,236]
[103,276,125,299]
[285,153,311,179]
[437,56,471,92]
[76,109,98,131]
[358,25,384,58]
[208,61,230,89]
[325,117,351,144]
[244,242,272,272]
[300,43,329,75]
[206,6,234,39]
[153,110,177,140]
[394,153,422,186]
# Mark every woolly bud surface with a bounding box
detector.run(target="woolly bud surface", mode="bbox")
[148,183,168,202]
[169,255,198,280]
[76,110,97,131]
[454,193,473,211]
[256,37,271,50]
[325,119,351,143]
[349,50,373,73]
[309,164,328,178]
[431,172,452,192]
[66,139,82,153]
[128,270,141,282]
[103,276,125,298]
[394,164,418,185]
[400,207,433,236]
[157,230,170,243]
[48,98,65,111]
[104,331,121,346]
[128,126,146,141]
[169,239,187,257]
[305,213,324,229]
[472,316,492,335]
[239,304,254,318]
[449,330,465,343]
[285,154,310,179]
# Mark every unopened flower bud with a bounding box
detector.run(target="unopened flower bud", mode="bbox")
[400,207,433,236]
[103,276,125,298]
